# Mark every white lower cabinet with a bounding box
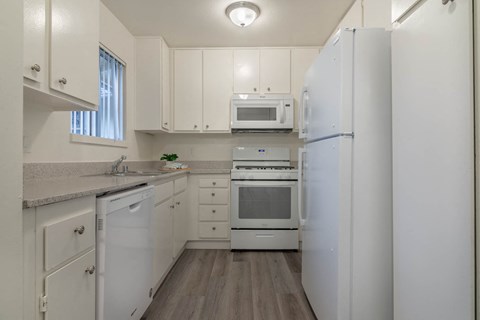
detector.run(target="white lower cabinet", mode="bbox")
[23,195,96,320]
[151,175,189,289]
[44,250,96,320]
[152,199,174,287]
[173,190,188,258]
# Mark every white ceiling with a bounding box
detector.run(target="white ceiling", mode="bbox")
[101,0,355,48]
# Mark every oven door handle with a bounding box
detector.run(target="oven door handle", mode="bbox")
[232,181,297,187]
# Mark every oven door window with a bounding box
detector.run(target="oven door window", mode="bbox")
[238,187,291,219]
[236,107,277,121]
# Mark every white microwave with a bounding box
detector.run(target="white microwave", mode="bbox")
[231,94,294,133]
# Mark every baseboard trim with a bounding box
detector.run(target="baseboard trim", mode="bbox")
[186,240,231,249]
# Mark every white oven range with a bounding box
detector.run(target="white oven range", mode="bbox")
[230,147,299,250]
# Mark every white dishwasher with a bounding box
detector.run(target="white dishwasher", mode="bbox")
[96,185,154,320]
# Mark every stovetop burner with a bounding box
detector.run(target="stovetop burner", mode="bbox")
[235,165,295,170]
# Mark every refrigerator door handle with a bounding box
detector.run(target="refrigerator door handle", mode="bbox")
[299,87,309,139]
[298,147,307,226]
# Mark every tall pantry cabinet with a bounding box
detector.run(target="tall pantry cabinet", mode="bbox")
[391,0,475,319]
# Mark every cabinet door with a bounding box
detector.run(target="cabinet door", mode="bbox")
[135,38,165,131]
[173,191,187,258]
[162,41,171,130]
[203,49,233,132]
[260,49,291,93]
[44,250,95,320]
[50,0,99,105]
[234,49,259,93]
[24,0,45,83]
[152,200,173,287]
[291,48,318,131]
[174,50,203,131]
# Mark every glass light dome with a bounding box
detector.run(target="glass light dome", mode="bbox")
[226,2,260,28]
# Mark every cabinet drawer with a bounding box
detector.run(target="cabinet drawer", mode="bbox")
[199,189,229,205]
[155,181,173,205]
[44,211,95,271]
[199,178,229,188]
[198,222,229,239]
[199,205,229,221]
[174,176,187,194]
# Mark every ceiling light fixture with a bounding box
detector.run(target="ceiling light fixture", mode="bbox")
[225,1,260,28]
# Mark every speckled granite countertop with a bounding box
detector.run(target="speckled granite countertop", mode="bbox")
[23,161,233,209]
[23,171,187,209]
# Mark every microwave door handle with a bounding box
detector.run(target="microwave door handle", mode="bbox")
[280,103,286,124]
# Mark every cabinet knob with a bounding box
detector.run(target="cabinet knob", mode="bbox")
[31,64,41,72]
[442,0,453,4]
[59,77,67,85]
[164,122,168,126]
[267,87,271,92]
[212,227,216,231]
[211,193,215,196]
[170,205,175,209]
[85,265,95,275]
[206,125,209,129]
[74,225,85,235]
[253,88,257,92]
[176,201,180,205]
[212,210,216,213]
[212,182,216,186]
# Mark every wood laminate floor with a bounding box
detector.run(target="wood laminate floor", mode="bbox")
[142,249,317,320]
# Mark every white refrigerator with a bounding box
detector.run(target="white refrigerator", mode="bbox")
[300,28,392,320]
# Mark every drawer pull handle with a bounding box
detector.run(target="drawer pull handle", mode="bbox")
[176,202,180,205]
[212,182,216,186]
[211,193,215,196]
[85,265,95,275]
[212,210,216,213]
[74,226,85,235]
[31,64,41,72]
[212,227,216,231]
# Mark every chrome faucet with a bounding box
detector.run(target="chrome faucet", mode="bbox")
[111,155,127,174]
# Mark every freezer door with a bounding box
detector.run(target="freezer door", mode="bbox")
[302,136,352,320]
[304,29,354,141]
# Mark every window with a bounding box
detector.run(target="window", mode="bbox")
[71,48,125,141]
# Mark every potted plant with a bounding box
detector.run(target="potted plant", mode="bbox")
[160,153,179,166]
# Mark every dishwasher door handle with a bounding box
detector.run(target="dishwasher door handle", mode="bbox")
[129,201,142,213]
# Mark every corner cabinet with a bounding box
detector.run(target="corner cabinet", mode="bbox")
[23,196,97,320]
[135,37,171,132]
[23,0,99,111]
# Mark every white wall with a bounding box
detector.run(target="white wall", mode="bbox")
[0,0,24,319]
[153,134,304,162]
[23,3,154,162]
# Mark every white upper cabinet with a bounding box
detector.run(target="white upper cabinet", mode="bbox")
[174,49,203,131]
[24,0,45,83]
[50,0,99,106]
[23,0,99,111]
[233,49,260,93]
[260,49,291,93]
[203,49,233,132]
[234,49,291,94]
[135,38,170,132]
[291,48,319,131]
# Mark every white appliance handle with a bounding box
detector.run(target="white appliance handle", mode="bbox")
[233,181,296,187]
[299,87,308,139]
[298,147,306,226]
[280,103,286,124]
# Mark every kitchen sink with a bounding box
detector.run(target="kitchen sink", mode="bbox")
[83,171,169,177]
